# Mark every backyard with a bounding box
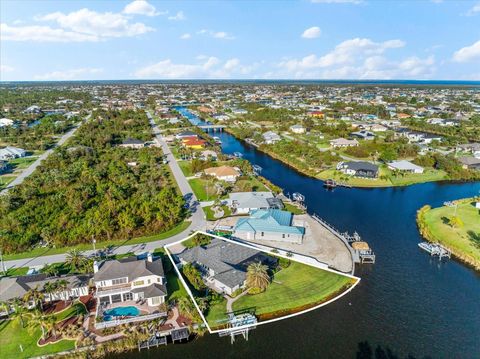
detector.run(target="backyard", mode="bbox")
[418,199,480,270]
[232,261,354,318]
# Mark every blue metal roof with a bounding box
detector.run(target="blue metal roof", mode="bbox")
[234,209,304,235]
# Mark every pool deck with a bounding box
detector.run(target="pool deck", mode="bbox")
[101,300,157,316]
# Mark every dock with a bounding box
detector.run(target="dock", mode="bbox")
[137,327,190,351]
[217,310,257,344]
[418,242,451,259]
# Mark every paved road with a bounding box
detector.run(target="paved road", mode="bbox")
[3,112,206,270]
[1,114,90,195]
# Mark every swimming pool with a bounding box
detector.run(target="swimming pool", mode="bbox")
[103,306,140,321]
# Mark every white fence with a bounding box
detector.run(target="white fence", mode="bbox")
[95,312,167,330]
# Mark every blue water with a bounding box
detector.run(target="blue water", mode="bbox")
[116,107,480,358]
[104,306,140,320]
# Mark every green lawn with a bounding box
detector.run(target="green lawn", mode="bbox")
[232,261,354,318]
[4,220,191,261]
[0,317,75,358]
[233,176,269,192]
[420,199,480,270]
[166,270,189,302]
[318,168,392,187]
[283,202,306,215]
[203,205,232,221]
[204,298,228,327]
[388,169,446,186]
[54,301,87,321]
[188,178,220,201]
[178,160,194,177]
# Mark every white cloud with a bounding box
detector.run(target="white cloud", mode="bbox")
[311,0,364,4]
[168,11,186,21]
[134,57,253,79]
[452,40,480,62]
[0,64,15,73]
[274,37,435,79]
[34,68,103,80]
[180,33,191,40]
[466,2,480,16]
[0,23,99,42]
[36,8,154,38]
[123,1,164,16]
[197,29,235,40]
[301,26,321,39]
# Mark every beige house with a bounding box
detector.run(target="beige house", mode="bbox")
[330,138,359,148]
[204,165,241,182]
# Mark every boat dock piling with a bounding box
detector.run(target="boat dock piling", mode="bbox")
[418,242,451,259]
[138,328,190,351]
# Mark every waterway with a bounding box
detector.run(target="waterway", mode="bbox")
[116,108,480,358]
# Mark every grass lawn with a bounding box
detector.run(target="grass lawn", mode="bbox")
[188,178,220,201]
[283,202,306,215]
[421,199,480,269]
[204,298,228,327]
[0,174,15,190]
[4,266,29,277]
[166,270,189,302]
[178,160,194,177]
[203,205,232,221]
[4,220,191,261]
[233,176,269,192]
[54,301,87,321]
[388,169,446,186]
[232,261,354,318]
[0,317,75,358]
[318,168,392,187]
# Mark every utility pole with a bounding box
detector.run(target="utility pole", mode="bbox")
[0,248,6,275]
[92,236,96,257]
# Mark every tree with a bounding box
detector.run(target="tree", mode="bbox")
[55,279,69,305]
[23,286,44,311]
[12,298,27,327]
[29,310,48,341]
[43,281,57,302]
[41,264,59,277]
[246,262,270,292]
[196,297,209,313]
[65,249,86,272]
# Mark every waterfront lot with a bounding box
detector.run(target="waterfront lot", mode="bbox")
[420,200,480,269]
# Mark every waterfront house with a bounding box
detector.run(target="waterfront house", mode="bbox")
[94,254,167,307]
[262,131,281,144]
[199,149,218,160]
[227,191,283,214]
[337,161,379,178]
[0,146,27,160]
[0,273,90,305]
[387,160,424,174]
[177,238,274,295]
[457,156,480,170]
[330,138,359,148]
[350,130,375,140]
[176,130,198,139]
[204,165,241,182]
[119,138,145,149]
[233,209,305,244]
[182,137,206,149]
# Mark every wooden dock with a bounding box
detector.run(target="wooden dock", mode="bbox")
[137,328,190,351]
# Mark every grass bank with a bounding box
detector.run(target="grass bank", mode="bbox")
[417,199,480,271]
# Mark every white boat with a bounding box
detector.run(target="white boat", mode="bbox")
[233,152,243,158]
[292,192,305,202]
[252,164,262,173]
[418,242,451,258]
[213,136,222,144]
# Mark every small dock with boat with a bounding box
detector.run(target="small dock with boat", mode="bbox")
[418,242,451,259]
[323,179,352,189]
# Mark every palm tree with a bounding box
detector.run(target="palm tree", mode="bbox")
[44,315,58,339]
[246,262,270,291]
[177,297,196,319]
[43,281,57,302]
[55,279,69,305]
[41,264,59,277]
[196,297,209,313]
[23,286,44,311]
[65,249,86,272]
[12,298,27,328]
[29,310,48,341]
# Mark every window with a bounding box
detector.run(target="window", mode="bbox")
[123,292,133,301]
[133,280,145,286]
[147,279,151,284]
[261,232,264,237]
[157,278,160,283]
[112,278,127,286]
[282,234,285,238]
[151,296,161,305]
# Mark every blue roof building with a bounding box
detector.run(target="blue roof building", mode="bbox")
[234,209,305,244]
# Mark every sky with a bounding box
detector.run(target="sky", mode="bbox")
[1,0,480,81]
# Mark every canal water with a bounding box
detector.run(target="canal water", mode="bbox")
[115,109,480,358]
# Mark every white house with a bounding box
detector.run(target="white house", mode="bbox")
[204,165,241,182]
[388,160,424,174]
[290,124,306,134]
[94,254,167,307]
[0,146,27,160]
[0,118,14,127]
[262,131,281,144]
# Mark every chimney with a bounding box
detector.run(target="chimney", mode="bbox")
[93,261,99,273]
[147,252,153,263]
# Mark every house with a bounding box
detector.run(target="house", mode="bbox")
[0,118,14,127]
[330,138,359,148]
[370,124,388,132]
[0,146,27,160]
[308,111,325,119]
[262,131,281,144]
[199,150,218,161]
[177,237,274,295]
[456,143,480,158]
[24,105,42,114]
[337,161,379,178]
[0,160,8,173]
[351,130,375,140]
[457,156,480,170]
[234,209,305,244]
[204,165,241,182]
[182,137,206,149]
[119,138,145,149]
[290,124,306,134]
[0,273,90,305]
[388,160,424,174]
[94,254,167,307]
[227,191,283,214]
[176,130,198,139]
